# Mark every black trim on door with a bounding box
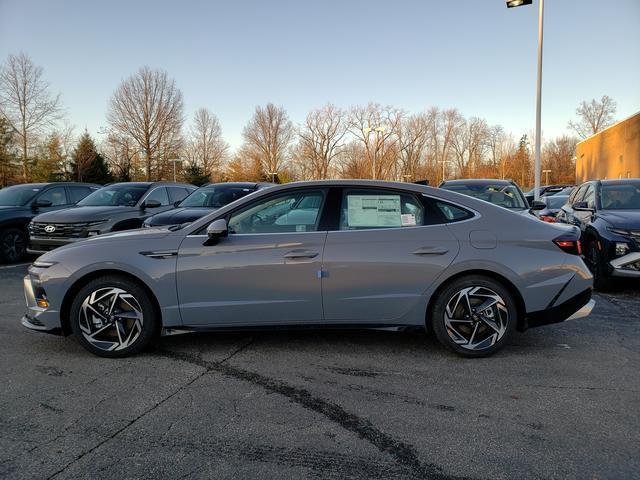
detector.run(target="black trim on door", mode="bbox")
[317,187,342,231]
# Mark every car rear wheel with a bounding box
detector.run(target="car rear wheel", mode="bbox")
[0,228,27,263]
[70,276,159,357]
[431,275,516,357]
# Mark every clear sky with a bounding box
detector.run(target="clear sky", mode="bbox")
[1,0,639,148]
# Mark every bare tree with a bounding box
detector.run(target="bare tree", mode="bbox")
[297,103,347,179]
[189,108,228,180]
[349,103,403,180]
[397,113,428,181]
[107,66,184,180]
[568,95,617,139]
[0,53,62,180]
[101,130,139,181]
[241,103,294,181]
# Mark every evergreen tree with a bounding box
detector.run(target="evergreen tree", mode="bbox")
[183,163,209,186]
[72,132,113,184]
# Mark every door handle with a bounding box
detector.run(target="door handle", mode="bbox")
[284,250,319,259]
[412,246,449,256]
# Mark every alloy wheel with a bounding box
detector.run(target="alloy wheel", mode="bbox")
[78,287,144,352]
[2,231,26,262]
[444,286,509,351]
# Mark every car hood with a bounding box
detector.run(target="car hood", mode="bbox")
[149,207,216,226]
[597,210,640,229]
[0,205,30,216]
[33,206,138,222]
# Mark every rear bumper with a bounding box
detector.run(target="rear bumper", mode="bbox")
[524,288,593,329]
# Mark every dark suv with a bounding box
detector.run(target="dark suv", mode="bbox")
[0,182,100,262]
[556,179,640,289]
[143,182,273,228]
[28,182,195,254]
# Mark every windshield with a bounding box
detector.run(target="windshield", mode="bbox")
[0,185,43,206]
[601,183,640,210]
[180,186,254,208]
[442,183,527,210]
[78,185,149,207]
[544,195,568,209]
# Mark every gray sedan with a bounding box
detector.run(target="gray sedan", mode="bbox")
[22,180,594,358]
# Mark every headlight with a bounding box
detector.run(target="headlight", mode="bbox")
[142,218,153,228]
[615,242,630,257]
[87,231,101,237]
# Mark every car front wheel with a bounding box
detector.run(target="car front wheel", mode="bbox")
[0,228,27,263]
[69,276,159,357]
[586,240,613,291]
[431,275,516,357]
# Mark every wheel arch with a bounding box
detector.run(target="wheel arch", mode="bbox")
[425,269,527,332]
[59,268,163,335]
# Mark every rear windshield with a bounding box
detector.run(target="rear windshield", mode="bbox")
[78,185,149,207]
[442,183,527,210]
[601,183,640,210]
[544,195,568,209]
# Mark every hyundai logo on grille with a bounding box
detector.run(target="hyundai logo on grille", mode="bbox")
[44,225,56,233]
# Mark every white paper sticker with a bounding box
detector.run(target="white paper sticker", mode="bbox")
[296,224,307,232]
[400,214,416,226]
[347,195,402,227]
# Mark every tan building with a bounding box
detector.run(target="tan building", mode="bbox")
[575,112,640,183]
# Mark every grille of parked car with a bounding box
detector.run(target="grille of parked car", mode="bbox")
[29,221,104,238]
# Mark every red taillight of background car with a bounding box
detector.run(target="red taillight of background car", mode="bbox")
[540,215,556,223]
[553,236,582,255]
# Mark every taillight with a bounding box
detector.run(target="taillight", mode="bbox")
[540,215,556,223]
[553,236,582,255]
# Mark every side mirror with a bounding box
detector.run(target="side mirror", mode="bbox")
[529,200,546,212]
[31,199,52,209]
[141,199,162,209]
[204,219,228,246]
[573,201,593,212]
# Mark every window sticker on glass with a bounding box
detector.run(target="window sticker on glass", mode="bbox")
[401,214,416,226]
[347,195,402,227]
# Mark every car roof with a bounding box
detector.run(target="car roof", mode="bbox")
[598,179,640,185]
[3,182,100,188]
[200,182,259,188]
[440,178,515,186]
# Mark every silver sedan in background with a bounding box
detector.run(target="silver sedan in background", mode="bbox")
[22,180,594,358]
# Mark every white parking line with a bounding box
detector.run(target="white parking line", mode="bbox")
[0,262,31,270]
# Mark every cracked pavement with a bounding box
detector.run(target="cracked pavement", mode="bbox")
[1,263,639,479]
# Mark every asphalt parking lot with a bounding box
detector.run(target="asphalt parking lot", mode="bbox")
[1,262,639,480]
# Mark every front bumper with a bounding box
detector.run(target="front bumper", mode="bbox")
[22,274,63,334]
[609,251,640,278]
[525,288,594,329]
[28,236,81,255]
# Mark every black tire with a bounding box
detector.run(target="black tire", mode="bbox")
[430,275,517,358]
[586,240,613,291]
[69,275,159,358]
[0,228,27,263]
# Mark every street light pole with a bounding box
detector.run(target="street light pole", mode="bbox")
[534,0,544,201]
[507,0,544,201]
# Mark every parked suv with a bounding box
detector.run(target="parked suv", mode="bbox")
[144,182,273,228]
[28,182,195,254]
[556,179,640,289]
[0,182,100,262]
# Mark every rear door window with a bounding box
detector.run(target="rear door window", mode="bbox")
[68,186,96,204]
[145,187,170,206]
[168,187,191,204]
[339,189,424,230]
